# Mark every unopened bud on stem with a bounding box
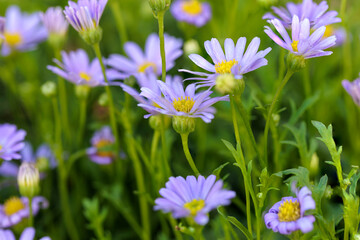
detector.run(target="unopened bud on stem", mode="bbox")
[18,162,40,198]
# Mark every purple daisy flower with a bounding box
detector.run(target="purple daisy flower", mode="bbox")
[0,196,48,228]
[139,76,229,123]
[263,0,341,29]
[265,15,336,59]
[154,175,235,225]
[107,33,183,79]
[180,37,271,87]
[342,75,360,106]
[0,227,50,240]
[170,0,212,27]
[41,7,69,36]
[64,0,108,33]
[47,49,117,86]
[323,25,346,47]
[87,126,115,165]
[264,185,316,235]
[0,124,26,161]
[1,6,47,56]
[0,142,56,178]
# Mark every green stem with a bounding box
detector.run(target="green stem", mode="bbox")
[110,0,128,47]
[263,70,294,166]
[168,216,183,240]
[92,43,120,151]
[344,223,349,240]
[151,131,160,166]
[234,97,260,158]
[54,48,71,142]
[230,96,252,236]
[52,97,80,240]
[160,116,171,179]
[180,133,200,175]
[77,98,87,146]
[194,226,205,240]
[157,10,166,82]
[28,197,33,227]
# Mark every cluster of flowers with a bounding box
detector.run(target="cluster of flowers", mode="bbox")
[0,0,358,237]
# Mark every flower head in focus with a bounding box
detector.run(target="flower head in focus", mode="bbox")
[107,33,183,79]
[264,185,316,235]
[1,6,47,56]
[342,75,360,106]
[263,0,341,29]
[0,196,48,228]
[0,227,50,240]
[47,49,115,87]
[87,126,116,165]
[0,123,26,161]
[139,76,229,123]
[171,0,212,27]
[265,15,336,60]
[154,175,236,225]
[64,0,108,44]
[180,37,271,87]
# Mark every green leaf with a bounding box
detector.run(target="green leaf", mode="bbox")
[212,162,230,179]
[217,207,252,240]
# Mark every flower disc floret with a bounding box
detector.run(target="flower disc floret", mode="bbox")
[278,199,300,222]
[171,0,212,27]
[4,197,25,216]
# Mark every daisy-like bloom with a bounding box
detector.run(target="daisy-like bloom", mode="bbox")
[263,0,341,29]
[154,175,236,225]
[0,124,26,161]
[1,6,47,56]
[41,7,69,37]
[0,142,57,178]
[265,15,336,59]
[64,0,107,33]
[0,196,48,228]
[342,75,360,106]
[139,76,229,123]
[87,126,116,164]
[323,25,346,47]
[264,185,316,235]
[170,0,212,27]
[47,49,117,86]
[0,227,50,240]
[180,37,271,87]
[107,33,183,79]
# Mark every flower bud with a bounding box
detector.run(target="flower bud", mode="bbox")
[149,115,162,130]
[80,27,103,46]
[354,234,360,240]
[172,116,195,135]
[310,153,319,176]
[184,39,200,56]
[75,85,90,99]
[41,81,57,98]
[272,113,280,126]
[98,92,109,107]
[18,162,40,198]
[324,185,333,199]
[215,73,244,95]
[286,53,306,72]
[148,0,171,15]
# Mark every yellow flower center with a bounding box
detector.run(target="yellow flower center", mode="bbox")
[173,96,195,113]
[215,59,238,74]
[323,25,333,38]
[79,72,91,81]
[184,199,205,215]
[291,40,299,52]
[4,32,22,47]
[182,0,202,15]
[278,199,300,222]
[3,197,26,216]
[138,62,157,73]
[0,145,2,151]
[95,139,113,157]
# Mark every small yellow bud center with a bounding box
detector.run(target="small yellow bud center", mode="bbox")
[79,72,91,81]
[173,96,195,113]
[184,199,205,215]
[95,139,113,157]
[4,32,22,47]
[182,0,202,15]
[215,59,238,74]
[138,62,157,73]
[3,197,25,216]
[291,40,299,52]
[278,199,300,222]
[323,25,333,38]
